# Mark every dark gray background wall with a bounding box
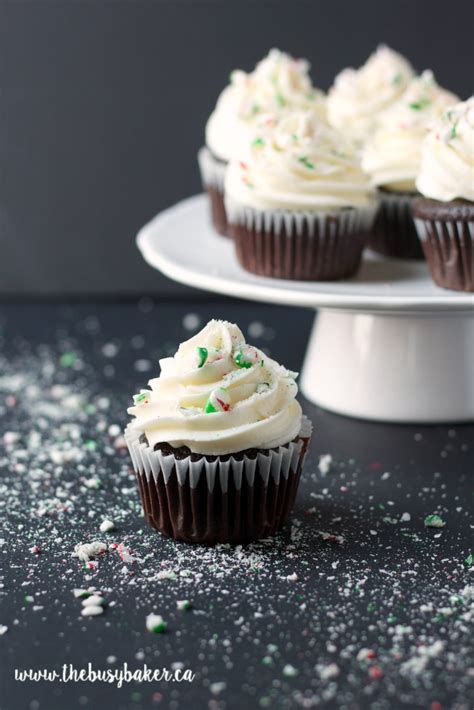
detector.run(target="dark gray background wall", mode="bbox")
[0,0,472,297]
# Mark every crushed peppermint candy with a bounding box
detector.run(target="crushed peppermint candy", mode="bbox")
[99,519,115,533]
[145,613,167,634]
[72,542,107,562]
[424,514,446,528]
[318,453,333,475]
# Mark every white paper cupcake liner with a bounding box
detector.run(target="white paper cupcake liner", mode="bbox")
[125,416,312,544]
[197,146,227,190]
[124,415,312,492]
[413,217,474,291]
[225,198,376,236]
[225,198,376,280]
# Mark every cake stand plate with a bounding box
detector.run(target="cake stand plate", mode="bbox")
[137,194,474,423]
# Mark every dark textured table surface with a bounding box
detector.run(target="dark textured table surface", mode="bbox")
[1,300,473,710]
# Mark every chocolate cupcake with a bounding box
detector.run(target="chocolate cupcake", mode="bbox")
[362,71,459,259]
[199,49,326,237]
[225,111,377,281]
[412,98,474,292]
[125,320,312,544]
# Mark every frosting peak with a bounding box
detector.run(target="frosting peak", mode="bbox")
[362,71,459,191]
[225,110,376,211]
[416,97,474,202]
[327,45,414,142]
[128,320,302,455]
[205,49,326,162]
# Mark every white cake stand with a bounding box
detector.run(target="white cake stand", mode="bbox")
[137,194,474,423]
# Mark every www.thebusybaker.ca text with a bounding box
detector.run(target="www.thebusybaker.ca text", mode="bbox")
[15,663,195,688]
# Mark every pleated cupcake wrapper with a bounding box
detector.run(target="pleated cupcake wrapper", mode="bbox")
[226,199,376,236]
[413,217,474,292]
[225,199,376,281]
[369,190,423,260]
[197,146,229,236]
[197,146,226,190]
[125,415,312,492]
[124,416,312,544]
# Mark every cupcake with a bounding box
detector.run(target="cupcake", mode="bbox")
[225,111,377,281]
[124,320,312,544]
[362,71,459,259]
[327,45,414,144]
[412,98,474,292]
[198,48,326,236]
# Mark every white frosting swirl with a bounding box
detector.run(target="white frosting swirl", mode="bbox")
[128,320,302,455]
[327,45,414,143]
[416,97,474,202]
[225,111,376,211]
[205,48,326,162]
[362,71,459,192]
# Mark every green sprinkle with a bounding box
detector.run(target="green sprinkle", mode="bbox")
[205,401,217,413]
[465,553,473,567]
[131,692,142,702]
[262,656,273,666]
[450,123,458,140]
[84,440,97,452]
[275,93,285,107]
[298,155,315,170]
[424,514,446,528]
[409,98,430,111]
[60,352,76,368]
[196,346,208,368]
[391,72,402,86]
[251,103,260,115]
[367,602,376,613]
[234,351,253,369]
[252,137,265,148]
[133,392,149,405]
[387,614,397,624]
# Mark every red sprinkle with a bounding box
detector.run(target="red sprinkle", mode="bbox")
[216,398,230,412]
[368,666,383,680]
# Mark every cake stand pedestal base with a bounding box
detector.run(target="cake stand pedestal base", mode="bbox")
[301,309,474,423]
